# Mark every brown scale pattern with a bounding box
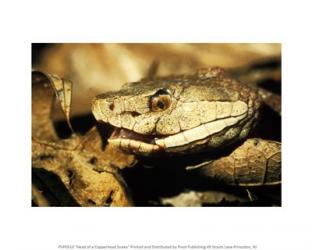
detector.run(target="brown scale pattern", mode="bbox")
[198,138,281,186]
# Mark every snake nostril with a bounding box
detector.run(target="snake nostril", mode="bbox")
[109,102,115,111]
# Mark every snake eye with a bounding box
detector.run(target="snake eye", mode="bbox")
[150,89,172,112]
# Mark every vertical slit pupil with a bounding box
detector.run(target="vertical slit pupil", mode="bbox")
[157,100,165,109]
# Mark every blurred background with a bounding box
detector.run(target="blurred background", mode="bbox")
[32,43,281,117]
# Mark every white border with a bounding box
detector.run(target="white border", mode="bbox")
[1,1,312,250]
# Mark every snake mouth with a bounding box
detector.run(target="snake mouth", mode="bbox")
[108,127,163,154]
[108,112,249,155]
[110,128,160,144]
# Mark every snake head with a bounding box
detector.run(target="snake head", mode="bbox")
[92,71,262,155]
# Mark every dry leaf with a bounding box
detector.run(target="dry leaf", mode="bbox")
[32,71,58,141]
[32,137,133,206]
[47,73,73,131]
[195,139,281,187]
[32,71,135,206]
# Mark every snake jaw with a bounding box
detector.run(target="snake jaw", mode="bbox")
[106,111,250,155]
[154,113,247,149]
[108,127,164,154]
